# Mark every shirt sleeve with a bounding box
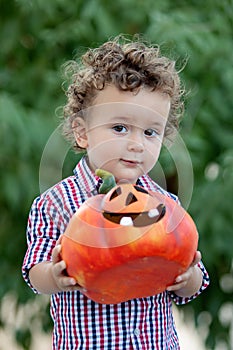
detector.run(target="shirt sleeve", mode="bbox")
[169,260,210,305]
[22,194,63,293]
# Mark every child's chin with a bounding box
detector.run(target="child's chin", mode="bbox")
[115,171,141,184]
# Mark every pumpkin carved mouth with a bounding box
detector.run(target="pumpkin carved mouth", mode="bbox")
[103,204,166,227]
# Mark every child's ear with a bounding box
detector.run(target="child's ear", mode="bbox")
[72,117,88,149]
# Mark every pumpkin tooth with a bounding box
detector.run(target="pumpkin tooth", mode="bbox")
[120,216,134,226]
[148,208,159,218]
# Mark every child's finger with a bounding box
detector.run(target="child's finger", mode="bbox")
[166,280,187,292]
[59,276,87,293]
[52,260,66,278]
[60,276,77,288]
[56,236,63,245]
[52,244,62,263]
[166,268,192,292]
[191,251,202,266]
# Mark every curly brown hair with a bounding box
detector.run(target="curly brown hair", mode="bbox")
[62,35,184,151]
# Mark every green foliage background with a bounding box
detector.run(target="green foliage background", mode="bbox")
[0,0,232,349]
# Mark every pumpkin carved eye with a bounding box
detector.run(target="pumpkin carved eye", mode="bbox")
[109,187,122,201]
[109,185,150,204]
[125,192,138,206]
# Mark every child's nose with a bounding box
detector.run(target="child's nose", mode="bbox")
[127,134,144,153]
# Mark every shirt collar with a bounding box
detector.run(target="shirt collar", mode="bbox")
[73,156,154,198]
[73,156,103,198]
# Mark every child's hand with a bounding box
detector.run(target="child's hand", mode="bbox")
[166,251,202,295]
[50,239,86,293]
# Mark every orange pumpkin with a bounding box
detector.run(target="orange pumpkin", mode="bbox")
[61,171,198,304]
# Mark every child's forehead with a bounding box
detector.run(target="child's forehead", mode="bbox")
[87,103,167,123]
[86,85,171,120]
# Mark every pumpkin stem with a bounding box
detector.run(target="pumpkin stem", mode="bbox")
[95,169,116,194]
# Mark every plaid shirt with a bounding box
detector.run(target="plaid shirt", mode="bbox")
[22,156,209,350]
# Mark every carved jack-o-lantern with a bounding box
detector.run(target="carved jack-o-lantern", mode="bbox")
[102,183,166,227]
[61,170,198,304]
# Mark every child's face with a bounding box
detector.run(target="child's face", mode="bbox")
[74,85,170,183]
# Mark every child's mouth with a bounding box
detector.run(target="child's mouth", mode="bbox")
[121,159,141,167]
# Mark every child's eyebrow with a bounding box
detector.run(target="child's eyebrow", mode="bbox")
[150,121,165,128]
[109,115,132,122]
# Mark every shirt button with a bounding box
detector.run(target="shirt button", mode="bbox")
[134,328,140,336]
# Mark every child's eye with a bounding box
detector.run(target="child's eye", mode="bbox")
[144,128,158,137]
[112,124,128,133]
